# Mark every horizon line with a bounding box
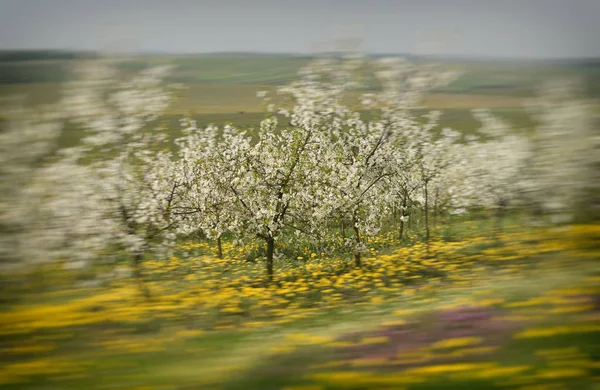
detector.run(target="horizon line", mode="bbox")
[0,48,599,62]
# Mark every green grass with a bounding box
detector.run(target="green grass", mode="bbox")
[7,256,595,390]
[217,263,598,390]
[2,221,598,389]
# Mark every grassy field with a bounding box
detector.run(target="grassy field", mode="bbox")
[1,222,598,389]
[2,52,599,106]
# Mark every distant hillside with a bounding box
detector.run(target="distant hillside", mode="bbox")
[1,50,598,98]
[2,49,598,64]
[0,50,98,62]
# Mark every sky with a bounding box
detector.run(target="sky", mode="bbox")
[0,0,598,59]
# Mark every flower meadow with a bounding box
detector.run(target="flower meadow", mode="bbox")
[1,224,599,389]
[0,54,598,389]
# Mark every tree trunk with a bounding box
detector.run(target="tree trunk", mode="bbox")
[340,219,346,238]
[399,196,407,241]
[133,253,150,299]
[266,235,275,279]
[399,219,405,242]
[424,181,430,257]
[353,216,361,267]
[217,235,223,259]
